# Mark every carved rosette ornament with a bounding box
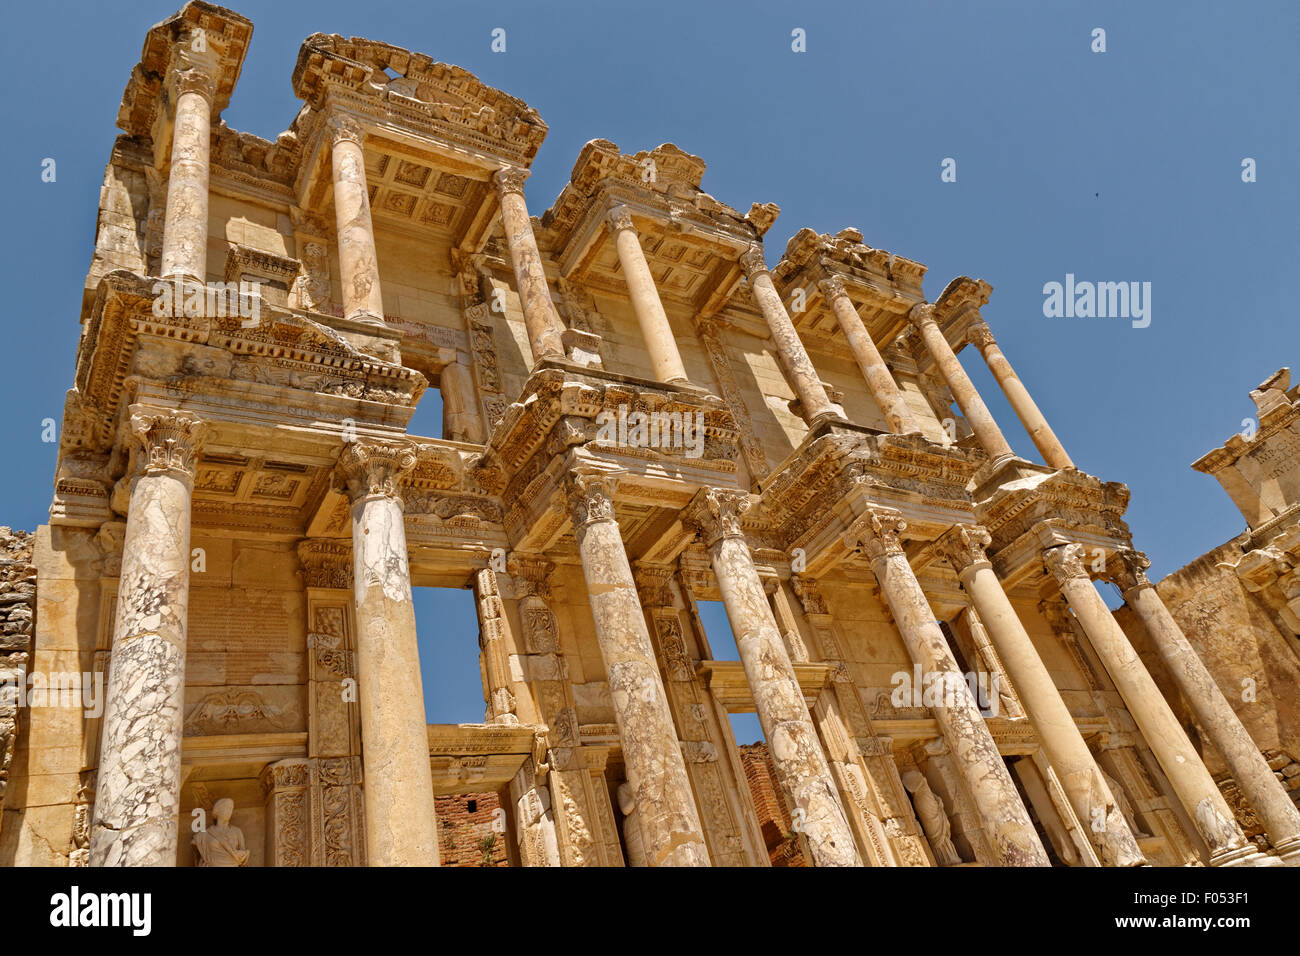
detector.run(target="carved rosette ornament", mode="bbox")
[683,487,751,548]
[564,471,617,528]
[933,524,994,579]
[1109,547,1153,594]
[333,440,417,503]
[1043,542,1090,584]
[605,204,634,233]
[326,112,364,146]
[493,165,529,197]
[844,507,907,562]
[127,408,206,480]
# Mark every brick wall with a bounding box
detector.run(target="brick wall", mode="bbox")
[436,792,510,866]
[739,743,807,867]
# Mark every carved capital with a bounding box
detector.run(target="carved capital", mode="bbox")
[1109,547,1153,593]
[844,507,907,562]
[127,407,207,479]
[816,274,847,303]
[683,487,752,548]
[934,524,994,578]
[967,321,997,352]
[333,439,417,502]
[507,553,555,599]
[564,471,618,528]
[605,204,634,233]
[790,575,828,615]
[907,302,939,331]
[1043,542,1090,584]
[634,564,676,608]
[493,165,529,197]
[172,66,217,102]
[326,113,364,146]
[738,243,768,278]
[297,539,353,590]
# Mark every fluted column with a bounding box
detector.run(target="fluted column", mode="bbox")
[934,526,1145,866]
[908,304,1014,460]
[334,440,439,865]
[740,244,840,426]
[605,205,688,384]
[819,275,918,434]
[685,488,861,867]
[846,508,1049,866]
[159,67,216,283]
[495,167,566,363]
[564,471,709,866]
[1112,548,1300,864]
[968,322,1073,469]
[1044,543,1267,866]
[328,115,385,326]
[90,408,206,866]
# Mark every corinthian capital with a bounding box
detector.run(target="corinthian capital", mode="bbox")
[493,166,529,197]
[564,471,618,528]
[817,274,847,302]
[1043,542,1089,584]
[683,487,751,548]
[967,321,997,351]
[326,113,364,146]
[907,302,938,330]
[333,439,417,502]
[172,66,217,102]
[738,243,769,278]
[127,407,207,479]
[844,507,907,561]
[1108,547,1153,593]
[934,524,994,577]
[605,204,634,233]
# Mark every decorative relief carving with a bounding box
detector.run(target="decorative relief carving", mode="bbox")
[683,487,751,547]
[564,471,617,528]
[1043,542,1089,583]
[298,539,353,589]
[183,689,286,736]
[933,524,994,577]
[844,507,907,561]
[127,406,206,479]
[333,439,417,501]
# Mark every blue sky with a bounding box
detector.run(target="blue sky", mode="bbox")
[2,1,1295,729]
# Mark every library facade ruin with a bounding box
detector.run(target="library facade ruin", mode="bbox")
[2,1,1299,867]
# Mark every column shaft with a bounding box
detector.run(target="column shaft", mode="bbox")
[820,276,918,434]
[1114,549,1300,862]
[909,304,1014,459]
[565,472,709,866]
[160,70,214,283]
[847,509,1050,866]
[688,489,860,866]
[606,206,688,383]
[1045,544,1257,864]
[935,526,1144,866]
[336,441,439,865]
[741,245,839,425]
[90,410,205,866]
[970,323,1073,468]
[496,168,565,363]
[329,116,385,325]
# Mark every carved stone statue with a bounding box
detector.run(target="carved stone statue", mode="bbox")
[193,798,250,867]
[617,782,647,867]
[902,771,962,866]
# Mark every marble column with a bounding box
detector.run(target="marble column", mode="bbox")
[605,205,688,384]
[564,471,709,865]
[160,68,216,284]
[934,525,1145,867]
[1043,543,1266,866]
[90,408,206,866]
[819,275,918,434]
[328,114,385,326]
[334,439,439,865]
[845,507,1050,866]
[908,303,1014,460]
[685,488,861,867]
[494,167,566,363]
[740,244,841,427]
[1111,547,1300,864]
[968,322,1073,469]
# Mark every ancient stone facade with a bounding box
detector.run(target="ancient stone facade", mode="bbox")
[1,1,1296,867]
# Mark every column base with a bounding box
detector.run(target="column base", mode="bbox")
[1209,843,1284,867]
[347,309,386,327]
[1273,837,1300,866]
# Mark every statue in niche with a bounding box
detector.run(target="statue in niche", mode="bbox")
[901,771,962,866]
[193,798,250,867]
[617,782,647,868]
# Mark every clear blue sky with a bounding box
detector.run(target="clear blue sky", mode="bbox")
[2,1,1295,727]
